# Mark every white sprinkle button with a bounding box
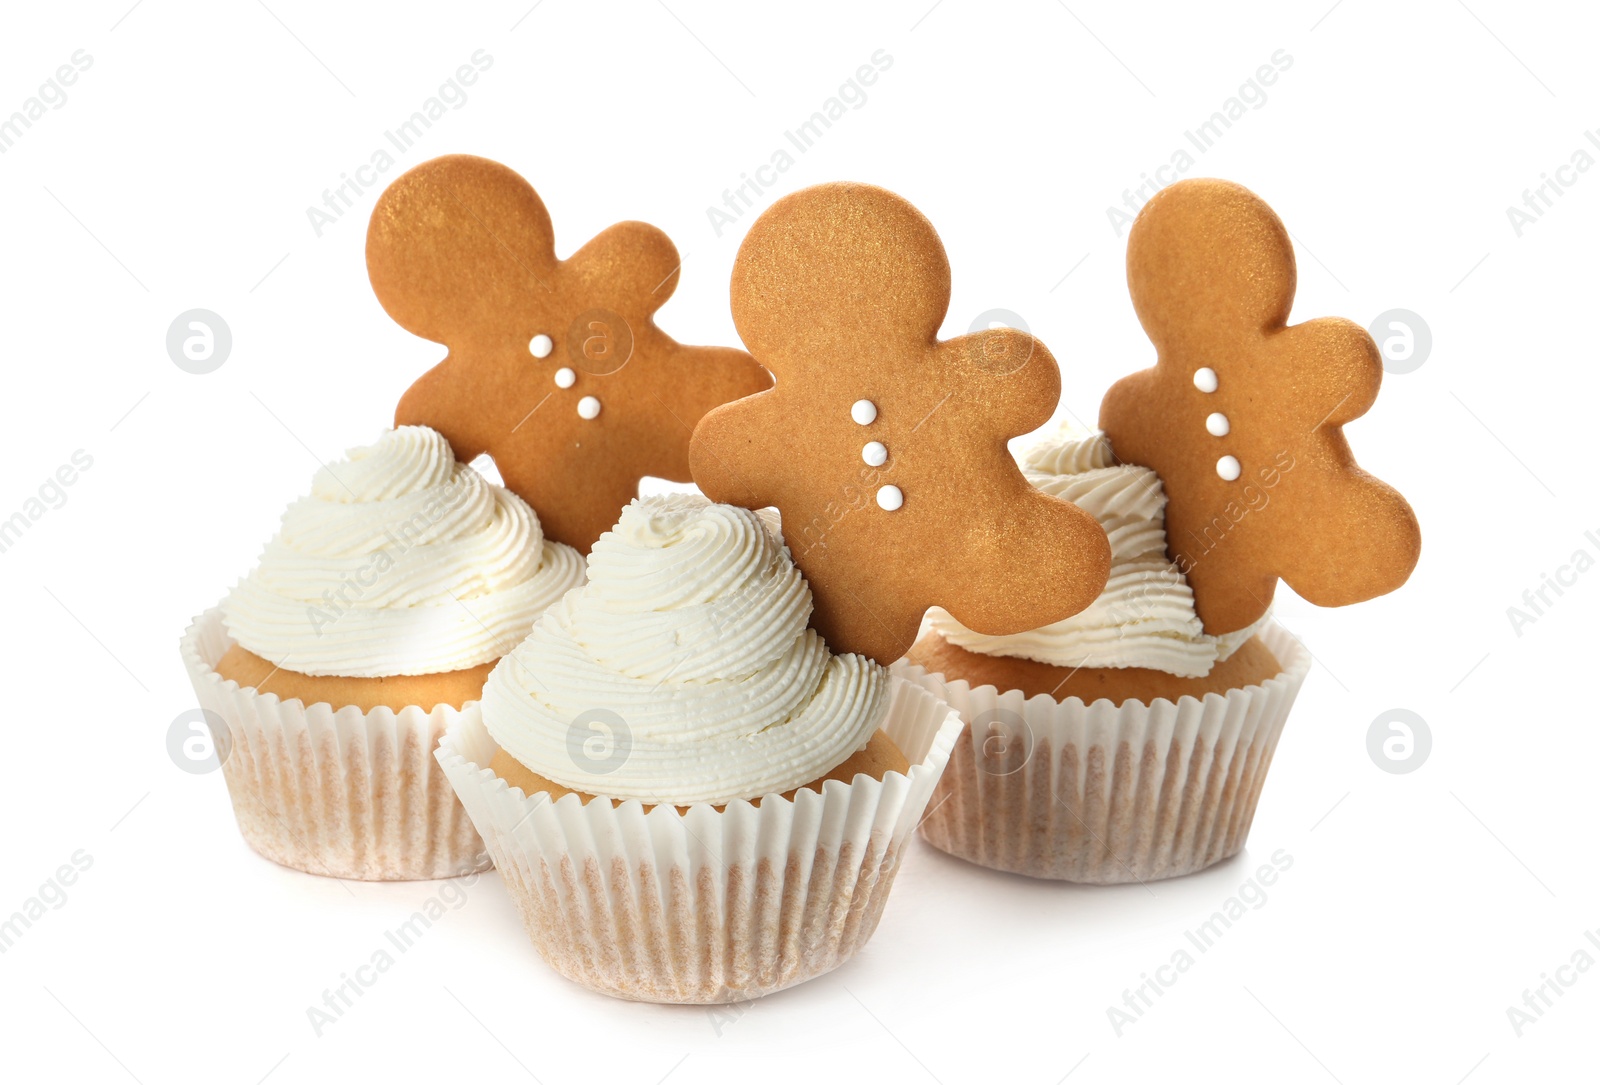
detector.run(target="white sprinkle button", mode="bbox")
[862,441,888,467]
[851,399,877,425]
[577,396,601,420]
[554,367,576,389]
[530,334,553,359]
[1205,411,1230,436]
[876,485,904,511]
[1193,367,1219,393]
[1216,455,1241,481]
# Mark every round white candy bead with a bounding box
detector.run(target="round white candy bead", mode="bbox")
[1216,455,1241,481]
[1193,367,1219,393]
[876,485,904,511]
[1205,411,1230,436]
[577,395,601,420]
[862,441,888,466]
[530,334,553,358]
[851,399,877,425]
[554,367,576,389]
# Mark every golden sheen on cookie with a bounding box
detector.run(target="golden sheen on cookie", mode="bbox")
[368,154,772,552]
[1099,178,1421,635]
[690,182,1112,665]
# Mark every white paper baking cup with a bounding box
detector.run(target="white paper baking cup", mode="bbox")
[437,676,963,1004]
[180,608,490,881]
[891,622,1311,884]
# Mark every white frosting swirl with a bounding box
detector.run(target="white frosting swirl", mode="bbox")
[482,495,888,806]
[221,426,584,677]
[928,427,1264,677]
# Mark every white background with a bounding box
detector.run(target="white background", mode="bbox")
[1,1,1595,1081]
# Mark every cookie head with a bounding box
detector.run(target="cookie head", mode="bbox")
[1101,178,1421,635]
[692,182,1112,664]
[368,154,771,552]
[1126,177,1296,349]
[729,182,951,366]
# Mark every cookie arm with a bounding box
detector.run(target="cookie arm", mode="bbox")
[646,341,772,483]
[394,359,487,464]
[687,396,777,512]
[944,329,1062,435]
[937,486,1112,635]
[1281,468,1420,608]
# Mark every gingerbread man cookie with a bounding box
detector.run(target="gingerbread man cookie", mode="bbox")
[690,182,1112,665]
[368,154,771,552]
[1100,178,1421,635]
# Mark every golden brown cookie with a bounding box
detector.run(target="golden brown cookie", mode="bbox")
[214,644,491,713]
[1100,178,1420,635]
[487,729,910,812]
[905,629,1281,706]
[690,182,1112,665]
[368,154,772,552]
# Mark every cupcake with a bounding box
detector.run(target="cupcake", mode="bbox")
[900,426,1312,883]
[180,425,584,880]
[436,495,962,1003]
[900,177,1420,885]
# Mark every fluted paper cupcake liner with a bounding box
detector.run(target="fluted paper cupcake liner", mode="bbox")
[436,676,963,1004]
[180,608,490,881]
[891,621,1311,884]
